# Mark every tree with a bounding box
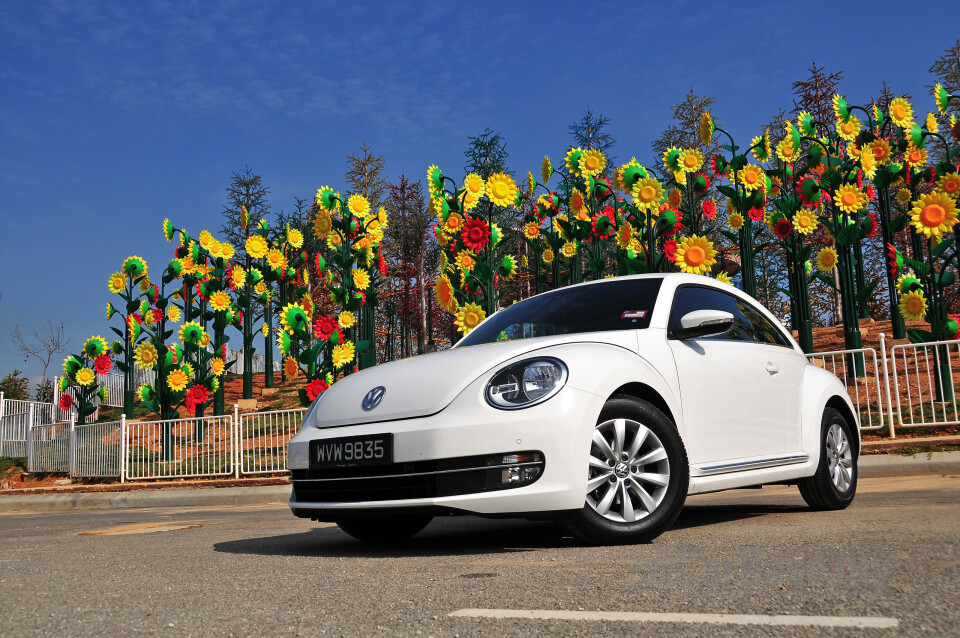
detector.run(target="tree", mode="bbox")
[0,370,29,401]
[569,108,616,168]
[791,62,844,124]
[464,127,509,179]
[10,321,70,386]
[220,167,271,261]
[345,142,389,211]
[651,90,718,159]
[928,38,960,94]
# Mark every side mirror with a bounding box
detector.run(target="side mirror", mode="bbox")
[672,309,734,340]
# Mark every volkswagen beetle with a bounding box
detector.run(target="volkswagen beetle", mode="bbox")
[288,273,858,544]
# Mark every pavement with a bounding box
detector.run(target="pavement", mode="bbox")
[1,451,959,514]
[1,474,957,637]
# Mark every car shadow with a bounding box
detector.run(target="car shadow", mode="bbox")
[214,502,810,558]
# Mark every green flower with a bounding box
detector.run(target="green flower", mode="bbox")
[137,383,155,402]
[110,341,124,356]
[62,355,81,376]
[910,124,925,148]
[107,302,117,320]
[168,259,183,277]
[83,336,108,358]
[163,219,175,242]
[277,330,291,356]
[122,256,147,278]
[427,165,444,193]
[621,161,647,190]
[934,83,950,117]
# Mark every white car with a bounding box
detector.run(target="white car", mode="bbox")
[288,273,858,544]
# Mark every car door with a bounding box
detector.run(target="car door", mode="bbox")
[666,285,804,467]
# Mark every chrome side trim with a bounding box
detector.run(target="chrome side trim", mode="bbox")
[696,454,809,476]
[293,461,543,482]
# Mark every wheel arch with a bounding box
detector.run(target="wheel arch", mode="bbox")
[607,382,676,427]
[801,364,862,461]
[825,394,861,457]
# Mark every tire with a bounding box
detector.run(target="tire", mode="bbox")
[798,407,857,510]
[562,395,688,545]
[334,514,433,542]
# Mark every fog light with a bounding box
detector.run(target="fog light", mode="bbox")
[522,467,541,481]
[502,467,521,483]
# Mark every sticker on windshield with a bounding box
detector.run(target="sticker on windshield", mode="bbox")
[621,310,648,319]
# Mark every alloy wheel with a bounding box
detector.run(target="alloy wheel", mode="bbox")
[826,422,853,493]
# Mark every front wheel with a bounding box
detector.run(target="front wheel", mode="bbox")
[334,513,433,542]
[798,407,857,510]
[563,395,688,545]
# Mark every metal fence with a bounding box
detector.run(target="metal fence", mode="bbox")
[124,414,235,480]
[889,338,960,429]
[73,420,123,478]
[806,347,886,432]
[27,421,72,473]
[238,408,306,475]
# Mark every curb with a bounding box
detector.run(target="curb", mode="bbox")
[0,485,290,514]
[2,453,959,514]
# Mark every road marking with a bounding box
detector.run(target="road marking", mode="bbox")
[448,609,898,629]
[77,522,201,536]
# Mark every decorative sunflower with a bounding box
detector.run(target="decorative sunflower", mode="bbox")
[616,223,633,250]
[83,336,108,358]
[315,186,338,212]
[792,210,818,235]
[283,356,299,381]
[564,148,584,174]
[675,235,717,275]
[287,227,304,249]
[122,256,147,278]
[937,172,960,199]
[108,272,126,294]
[903,144,928,169]
[246,235,269,259]
[578,149,607,177]
[631,177,664,211]
[542,248,554,264]
[560,241,577,259]
[134,342,159,369]
[678,148,705,173]
[179,321,205,344]
[797,111,816,137]
[835,115,861,141]
[816,247,838,272]
[699,112,714,146]
[499,255,517,280]
[835,184,867,213]
[463,173,486,199]
[427,165,444,195]
[486,172,518,207]
[163,219,175,241]
[353,267,371,291]
[209,290,231,312]
[331,341,355,369]
[276,330,291,356]
[541,155,552,184]
[897,273,922,296]
[910,191,959,239]
[435,274,457,313]
[750,130,772,163]
[715,272,733,285]
[265,248,287,272]
[75,368,95,386]
[728,212,745,231]
[523,221,540,240]
[211,357,225,376]
[888,97,914,128]
[338,310,356,329]
[737,165,764,192]
[167,369,189,392]
[934,83,950,116]
[454,302,486,335]
[899,289,927,321]
[661,147,682,174]
[347,194,371,218]
[280,303,308,334]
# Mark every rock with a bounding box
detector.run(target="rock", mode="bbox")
[261,388,278,396]
[54,479,72,486]
[238,398,258,410]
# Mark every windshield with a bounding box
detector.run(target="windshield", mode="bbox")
[457,277,663,347]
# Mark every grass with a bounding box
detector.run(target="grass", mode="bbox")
[0,457,27,473]
[887,444,960,456]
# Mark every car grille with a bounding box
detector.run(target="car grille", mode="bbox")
[291,451,543,503]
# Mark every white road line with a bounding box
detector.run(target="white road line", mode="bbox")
[448,608,899,629]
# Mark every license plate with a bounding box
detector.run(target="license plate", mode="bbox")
[309,434,393,469]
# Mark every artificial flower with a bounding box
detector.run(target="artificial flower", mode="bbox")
[434,274,457,313]
[462,218,491,252]
[209,290,231,312]
[541,155,552,184]
[455,302,486,335]
[108,272,126,294]
[909,191,959,239]
[283,356,299,381]
[287,227,304,249]
[835,184,867,213]
[265,248,286,272]
[793,210,818,235]
[338,310,356,329]
[675,235,717,275]
[122,256,147,278]
[83,336,108,358]
[903,144,928,169]
[699,112,714,146]
[899,289,927,321]
[306,378,330,402]
[280,303,308,334]
[889,97,914,128]
[937,172,960,199]
[313,208,333,239]
[631,177,664,211]
[727,212,744,231]
[578,149,606,177]
[737,165,764,192]
[185,384,209,411]
[93,354,112,375]
[347,193,371,217]
[486,172,518,206]
[816,247,838,272]
[332,342,355,369]
[561,241,577,258]
[246,235,269,259]
[75,368,95,387]
[523,221,540,240]
[542,248,554,264]
[211,357,225,376]
[836,115,861,141]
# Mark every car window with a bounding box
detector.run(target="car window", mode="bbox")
[668,286,790,346]
[457,278,663,347]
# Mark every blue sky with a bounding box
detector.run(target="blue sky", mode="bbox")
[0,0,955,384]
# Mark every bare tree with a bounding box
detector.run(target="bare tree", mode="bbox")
[10,320,71,385]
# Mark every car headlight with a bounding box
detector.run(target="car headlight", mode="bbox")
[485,357,568,410]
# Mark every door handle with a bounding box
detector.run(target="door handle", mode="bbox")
[766,362,780,374]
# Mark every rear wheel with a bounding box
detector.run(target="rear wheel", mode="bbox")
[334,514,433,542]
[798,408,857,510]
[563,395,688,545]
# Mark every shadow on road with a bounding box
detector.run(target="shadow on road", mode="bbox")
[214,502,807,558]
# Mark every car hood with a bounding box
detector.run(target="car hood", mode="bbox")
[308,331,639,428]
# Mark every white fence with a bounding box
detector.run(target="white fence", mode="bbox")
[73,420,123,477]
[239,408,306,475]
[124,414,235,480]
[805,348,885,431]
[889,339,960,429]
[28,421,72,473]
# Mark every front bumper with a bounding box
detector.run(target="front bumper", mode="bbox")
[288,384,601,516]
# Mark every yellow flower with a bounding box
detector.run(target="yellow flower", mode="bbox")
[675,235,717,275]
[246,235,269,259]
[332,342,355,369]
[108,272,126,294]
[231,266,246,288]
[737,165,764,192]
[925,112,939,134]
[569,188,587,215]
[167,369,189,392]
[631,177,664,211]
[326,232,343,251]
[461,189,480,211]
[792,210,818,235]
[816,247,838,272]
[353,268,371,291]
[835,184,867,213]
[728,212,744,231]
[523,222,540,239]
[287,227,304,249]
[209,290,231,312]
[75,368,95,386]
[455,302,486,335]
[211,357,225,376]
[443,212,464,234]
[889,97,914,128]
[903,144,928,169]
[463,173,486,199]
[134,342,158,369]
[265,248,287,272]
[699,112,714,146]
[541,155,552,184]
[910,191,959,239]
[167,306,181,323]
[456,249,476,274]
[616,223,633,250]
[220,242,235,260]
[677,148,704,173]
[338,310,356,329]
[836,115,861,141]
[283,356,299,381]
[715,272,732,285]
[313,209,332,239]
[865,139,892,165]
[198,230,215,251]
[486,172,518,206]
[578,149,606,177]
[435,274,457,313]
[776,137,801,163]
[542,248,554,264]
[347,193,371,218]
[860,148,877,180]
[561,241,577,258]
[896,188,913,206]
[899,290,928,321]
[937,172,960,199]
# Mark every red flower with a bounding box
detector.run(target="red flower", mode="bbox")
[152,309,163,324]
[865,213,878,238]
[866,184,875,201]
[59,393,73,411]
[950,314,960,340]
[664,239,678,262]
[378,247,387,276]
[747,206,764,222]
[150,284,160,304]
[702,199,717,220]
[221,343,227,358]
[663,218,683,238]
[314,315,338,340]
[168,344,179,365]
[461,218,491,252]
[306,378,329,401]
[886,243,899,278]
[692,173,711,194]
[591,207,615,239]
[185,385,209,411]
[773,218,793,239]
[93,354,112,375]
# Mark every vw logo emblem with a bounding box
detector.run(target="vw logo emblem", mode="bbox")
[362,386,386,411]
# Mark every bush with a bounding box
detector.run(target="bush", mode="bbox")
[0,370,29,401]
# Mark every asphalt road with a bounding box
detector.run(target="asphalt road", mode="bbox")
[1,475,958,637]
